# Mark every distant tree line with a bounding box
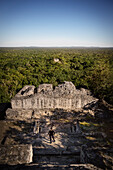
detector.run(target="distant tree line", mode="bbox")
[0,47,113,104]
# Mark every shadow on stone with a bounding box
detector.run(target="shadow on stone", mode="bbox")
[0,103,11,120]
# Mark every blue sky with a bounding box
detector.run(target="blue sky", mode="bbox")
[0,0,113,47]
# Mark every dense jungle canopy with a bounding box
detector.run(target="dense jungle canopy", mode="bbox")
[0,47,113,104]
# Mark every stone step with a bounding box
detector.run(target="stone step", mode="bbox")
[33,146,81,155]
[0,163,102,170]
[33,147,81,164]
[33,155,80,164]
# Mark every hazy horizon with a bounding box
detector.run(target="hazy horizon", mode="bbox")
[0,46,113,48]
[0,0,113,47]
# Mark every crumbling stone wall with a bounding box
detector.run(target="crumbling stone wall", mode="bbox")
[6,81,98,119]
[0,144,32,165]
[11,81,97,110]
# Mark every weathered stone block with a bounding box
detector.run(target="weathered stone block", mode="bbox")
[15,85,35,98]
[6,108,33,120]
[0,144,33,165]
[37,84,53,94]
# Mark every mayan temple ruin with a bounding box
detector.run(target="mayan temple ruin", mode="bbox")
[0,82,113,169]
[6,81,97,120]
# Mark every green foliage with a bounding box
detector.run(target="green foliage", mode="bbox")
[0,47,113,104]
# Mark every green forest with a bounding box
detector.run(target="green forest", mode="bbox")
[0,47,113,104]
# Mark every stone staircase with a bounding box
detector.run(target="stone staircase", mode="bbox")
[27,117,86,167]
[0,119,104,169]
[30,129,85,167]
[33,146,80,165]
